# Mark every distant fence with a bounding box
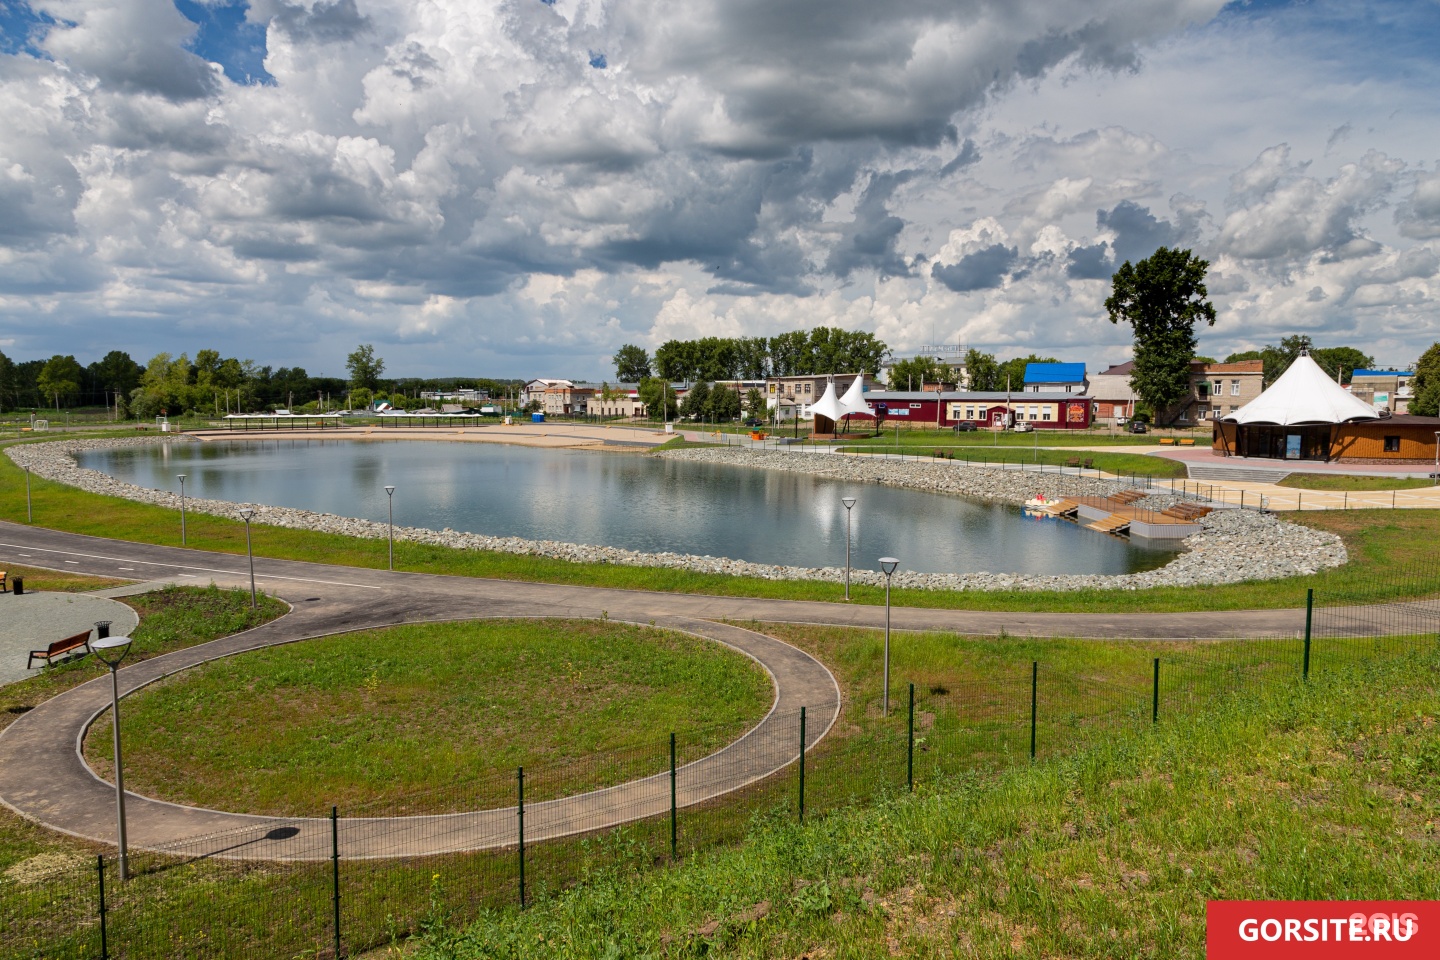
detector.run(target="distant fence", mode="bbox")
[4,573,1438,959]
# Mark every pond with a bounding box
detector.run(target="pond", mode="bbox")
[79,440,1180,576]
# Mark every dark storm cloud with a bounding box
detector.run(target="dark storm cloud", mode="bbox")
[1096,200,1178,265]
[257,0,372,44]
[825,171,915,279]
[939,138,981,177]
[1065,242,1112,279]
[931,243,1018,292]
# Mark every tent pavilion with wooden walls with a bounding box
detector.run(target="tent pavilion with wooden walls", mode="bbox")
[1213,351,1440,463]
[810,375,875,438]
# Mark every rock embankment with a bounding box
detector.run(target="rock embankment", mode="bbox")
[7,437,1347,592]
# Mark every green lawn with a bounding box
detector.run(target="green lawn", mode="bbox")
[1277,472,1436,491]
[414,643,1440,960]
[835,445,1187,478]
[3,432,1437,614]
[4,616,1430,960]
[84,619,773,815]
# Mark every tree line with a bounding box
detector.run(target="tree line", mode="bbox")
[611,327,889,383]
[0,344,520,417]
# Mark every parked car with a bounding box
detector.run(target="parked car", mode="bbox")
[1012,422,1033,433]
[744,418,763,427]
[1128,420,1148,434]
[952,421,978,432]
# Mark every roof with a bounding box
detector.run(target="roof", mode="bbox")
[1352,369,1413,378]
[1222,353,1380,426]
[1023,362,1086,384]
[1096,361,1135,376]
[1353,414,1440,426]
[1191,360,1263,374]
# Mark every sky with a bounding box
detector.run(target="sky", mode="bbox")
[2,0,1439,380]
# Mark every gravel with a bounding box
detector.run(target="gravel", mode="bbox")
[7,437,1347,593]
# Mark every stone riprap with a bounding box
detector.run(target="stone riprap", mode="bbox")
[7,437,1346,593]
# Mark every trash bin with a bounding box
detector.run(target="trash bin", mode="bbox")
[11,577,22,595]
[95,621,112,640]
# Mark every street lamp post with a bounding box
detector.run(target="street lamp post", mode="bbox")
[238,508,256,608]
[384,485,396,570]
[92,635,133,880]
[177,475,187,546]
[1434,432,1439,487]
[879,557,899,716]
[841,497,857,600]
[25,466,32,522]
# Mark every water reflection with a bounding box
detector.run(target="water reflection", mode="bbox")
[80,441,1180,576]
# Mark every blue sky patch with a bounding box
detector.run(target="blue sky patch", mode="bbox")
[589,51,607,69]
[175,0,273,85]
[0,0,56,57]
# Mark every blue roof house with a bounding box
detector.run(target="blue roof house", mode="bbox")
[1023,362,1088,394]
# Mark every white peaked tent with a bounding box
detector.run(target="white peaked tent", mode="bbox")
[809,378,848,424]
[838,375,874,417]
[1223,353,1380,426]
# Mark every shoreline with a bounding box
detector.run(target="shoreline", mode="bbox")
[5,436,1347,593]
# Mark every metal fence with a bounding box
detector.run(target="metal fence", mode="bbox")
[4,574,1437,959]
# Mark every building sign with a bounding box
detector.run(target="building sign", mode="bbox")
[1286,434,1302,459]
[1066,403,1086,423]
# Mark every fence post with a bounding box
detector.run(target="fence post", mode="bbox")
[1304,588,1313,681]
[1030,662,1038,761]
[798,706,807,824]
[97,854,108,960]
[331,806,342,960]
[907,683,915,792]
[517,767,526,909]
[669,732,677,861]
[1152,658,1160,723]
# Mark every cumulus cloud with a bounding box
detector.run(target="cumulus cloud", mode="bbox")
[4,0,1440,374]
[1217,145,1404,260]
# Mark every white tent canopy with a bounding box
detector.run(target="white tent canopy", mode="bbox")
[1222,353,1380,426]
[838,375,874,417]
[809,378,848,423]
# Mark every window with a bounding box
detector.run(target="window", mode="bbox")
[1213,406,1222,418]
[909,403,921,409]
[1212,379,1223,395]
[1384,436,1401,452]
[1231,380,1240,396]
[1197,381,1210,397]
[804,383,812,394]
[1065,385,1072,393]
[1042,407,1053,421]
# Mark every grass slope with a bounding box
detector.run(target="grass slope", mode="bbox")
[1277,473,1436,491]
[3,433,1437,613]
[85,619,773,815]
[415,648,1440,960]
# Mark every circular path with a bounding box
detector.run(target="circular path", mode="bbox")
[0,521,1431,861]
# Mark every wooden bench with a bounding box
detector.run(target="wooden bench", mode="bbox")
[27,630,92,670]
[1177,438,1196,446]
[1157,437,1176,445]
[1065,458,1080,468]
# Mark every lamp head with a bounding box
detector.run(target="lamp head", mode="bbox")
[177,474,186,482]
[238,507,254,521]
[879,557,899,576]
[842,497,856,509]
[92,635,132,668]
[385,485,396,495]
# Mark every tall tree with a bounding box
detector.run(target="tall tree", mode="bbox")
[0,349,14,413]
[678,380,712,419]
[346,344,385,391]
[1410,342,1440,417]
[612,344,651,382]
[637,376,677,419]
[36,355,82,410]
[887,356,955,390]
[1106,247,1216,424]
[88,350,143,403]
[962,349,1000,391]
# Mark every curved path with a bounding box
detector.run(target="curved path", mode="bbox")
[0,521,1432,861]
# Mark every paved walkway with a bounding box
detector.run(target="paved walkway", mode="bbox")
[0,592,139,687]
[0,521,1425,861]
